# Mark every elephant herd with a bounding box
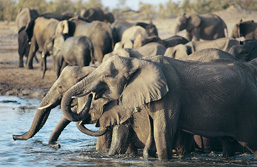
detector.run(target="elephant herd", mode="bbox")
[13,8,257,161]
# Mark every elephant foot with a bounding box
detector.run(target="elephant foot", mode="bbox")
[48,141,61,149]
[18,64,24,68]
[143,147,149,160]
[26,65,34,69]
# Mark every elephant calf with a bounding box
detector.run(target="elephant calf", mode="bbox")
[42,34,94,78]
[231,20,257,40]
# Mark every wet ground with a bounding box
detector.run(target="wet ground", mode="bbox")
[1,96,257,167]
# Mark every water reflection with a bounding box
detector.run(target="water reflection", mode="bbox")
[0,96,257,167]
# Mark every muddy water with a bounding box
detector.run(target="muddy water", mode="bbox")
[1,96,257,167]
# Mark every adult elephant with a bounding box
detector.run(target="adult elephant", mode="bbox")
[164,38,239,59]
[42,34,94,78]
[111,20,158,43]
[56,18,114,64]
[25,17,60,69]
[231,20,257,40]
[175,13,228,41]
[15,8,39,30]
[60,55,257,160]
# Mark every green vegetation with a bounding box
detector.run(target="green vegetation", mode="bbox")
[0,0,257,21]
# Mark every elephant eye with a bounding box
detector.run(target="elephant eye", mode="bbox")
[58,85,62,89]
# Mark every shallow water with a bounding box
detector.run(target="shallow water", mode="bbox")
[1,96,257,167]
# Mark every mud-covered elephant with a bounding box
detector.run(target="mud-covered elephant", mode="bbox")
[111,20,158,43]
[228,40,257,61]
[80,7,114,23]
[231,20,257,40]
[164,38,239,59]
[56,18,114,63]
[42,34,94,78]
[175,13,228,41]
[15,8,39,30]
[60,54,257,160]
[25,17,60,69]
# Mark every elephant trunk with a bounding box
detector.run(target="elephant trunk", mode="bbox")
[42,51,48,79]
[174,25,180,35]
[76,121,107,137]
[13,90,60,140]
[61,77,92,122]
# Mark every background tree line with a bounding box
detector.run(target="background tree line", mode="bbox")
[0,0,257,21]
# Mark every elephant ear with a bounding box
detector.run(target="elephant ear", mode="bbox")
[56,20,69,34]
[187,14,201,32]
[96,104,135,128]
[119,58,169,108]
[52,34,65,56]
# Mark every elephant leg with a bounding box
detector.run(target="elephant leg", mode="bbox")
[48,116,71,148]
[219,136,236,157]
[174,129,194,156]
[143,115,154,160]
[96,127,112,151]
[108,124,130,156]
[26,37,38,69]
[18,54,24,68]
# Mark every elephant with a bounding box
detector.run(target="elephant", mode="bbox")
[175,13,228,41]
[133,35,189,48]
[42,34,94,78]
[25,17,60,69]
[60,54,257,160]
[56,18,114,64]
[80,7,114,23]
[164,38,239,59]
[231,20,257,40]
[111,20,158,43]
[15,8,39,30]
[228,40,257,61]
[104,42,166,62]
[17,26,38,68]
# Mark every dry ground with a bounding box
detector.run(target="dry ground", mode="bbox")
[0,5,256,99]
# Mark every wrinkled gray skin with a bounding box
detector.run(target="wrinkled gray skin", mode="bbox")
[104,42,166,62]
[15,8,39,30]
[111,20,158,43]
[42,34,94,78]
[80,7,114,23]
[175,13,228,41]
[56,19,114,63]
[25,17,60,69]
[61,55,257,160]
[228,40,257,61]
[165,38,239,59]
[12,66,96,145]
[231,20,257,40]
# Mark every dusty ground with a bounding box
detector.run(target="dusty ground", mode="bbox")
[0,5,256,99]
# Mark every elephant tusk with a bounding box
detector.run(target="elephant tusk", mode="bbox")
[38,103,52,110]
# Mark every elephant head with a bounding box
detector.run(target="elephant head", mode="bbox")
[42,34,68,78]
[13,66,96,141]
[175,13,201,34]
[61,55,169,125]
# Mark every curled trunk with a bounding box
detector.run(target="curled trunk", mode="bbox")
[76,121,108,137]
